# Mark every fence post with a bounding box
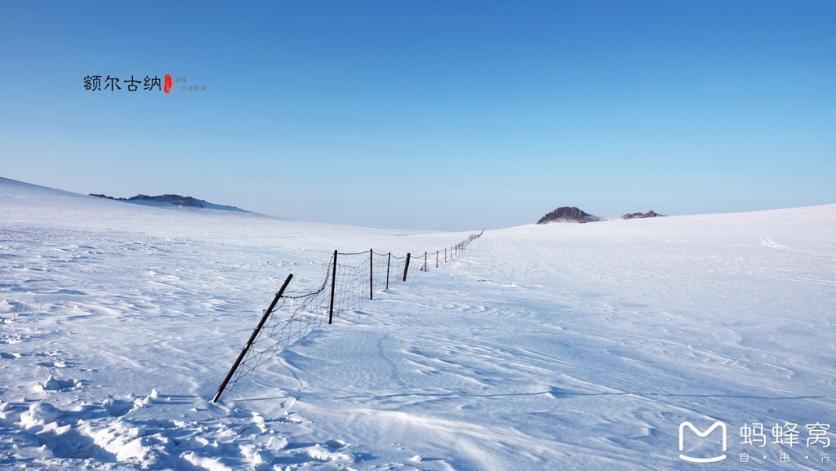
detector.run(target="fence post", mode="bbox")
[444,247,447,262]
[424,251,427,271]
[328,250,337,324]
[212,273,293,403]
[369,249,374,300]
[386,252,391,290]
[403,253,411,281]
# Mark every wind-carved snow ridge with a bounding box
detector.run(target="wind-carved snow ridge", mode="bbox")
[216,231,485,401]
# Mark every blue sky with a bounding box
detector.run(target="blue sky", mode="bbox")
[1,1,835,229]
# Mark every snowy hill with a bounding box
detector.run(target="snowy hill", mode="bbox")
[1,177,835,469]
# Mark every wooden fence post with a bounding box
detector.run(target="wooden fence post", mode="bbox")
[369,249,374,300]
[213,273,294,403]
[403,253,411,281]
[386,252,391,290]
[424,251,427,271]
[328,250,337,324]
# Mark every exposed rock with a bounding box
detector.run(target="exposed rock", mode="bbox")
[621,210,664,220]
[537,206,600,224]
[90,193,248,213]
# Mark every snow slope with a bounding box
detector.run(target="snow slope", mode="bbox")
[1,177,834,470]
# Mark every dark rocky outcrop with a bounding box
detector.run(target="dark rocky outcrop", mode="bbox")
[536,206,600,224]
[90,193,248,212]
[621,210,664,220]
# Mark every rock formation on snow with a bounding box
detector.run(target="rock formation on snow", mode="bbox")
[536,206,600,224]
[621,210,664,219]
[90,193,248,212]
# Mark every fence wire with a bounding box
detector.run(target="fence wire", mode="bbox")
[214,229,485,400]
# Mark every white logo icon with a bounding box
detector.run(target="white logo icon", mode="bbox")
[679,421,728,463]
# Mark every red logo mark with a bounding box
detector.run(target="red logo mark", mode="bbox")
[163,73,173,94]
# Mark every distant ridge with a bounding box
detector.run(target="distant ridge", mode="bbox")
[90,193,249,213]
[621,210,664,220]
[537,206,600,224]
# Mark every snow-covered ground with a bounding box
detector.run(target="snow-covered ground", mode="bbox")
[1,176,834,470]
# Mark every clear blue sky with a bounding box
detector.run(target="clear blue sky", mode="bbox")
[2,1,835,229]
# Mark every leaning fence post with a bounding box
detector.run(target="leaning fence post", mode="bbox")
[386,252,391,290]
[328,250,337,324]
[369,249,373,300]
[213,273,294,403]
[403,253,411,281]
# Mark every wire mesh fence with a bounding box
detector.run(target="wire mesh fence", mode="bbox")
[213,229,485,402]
